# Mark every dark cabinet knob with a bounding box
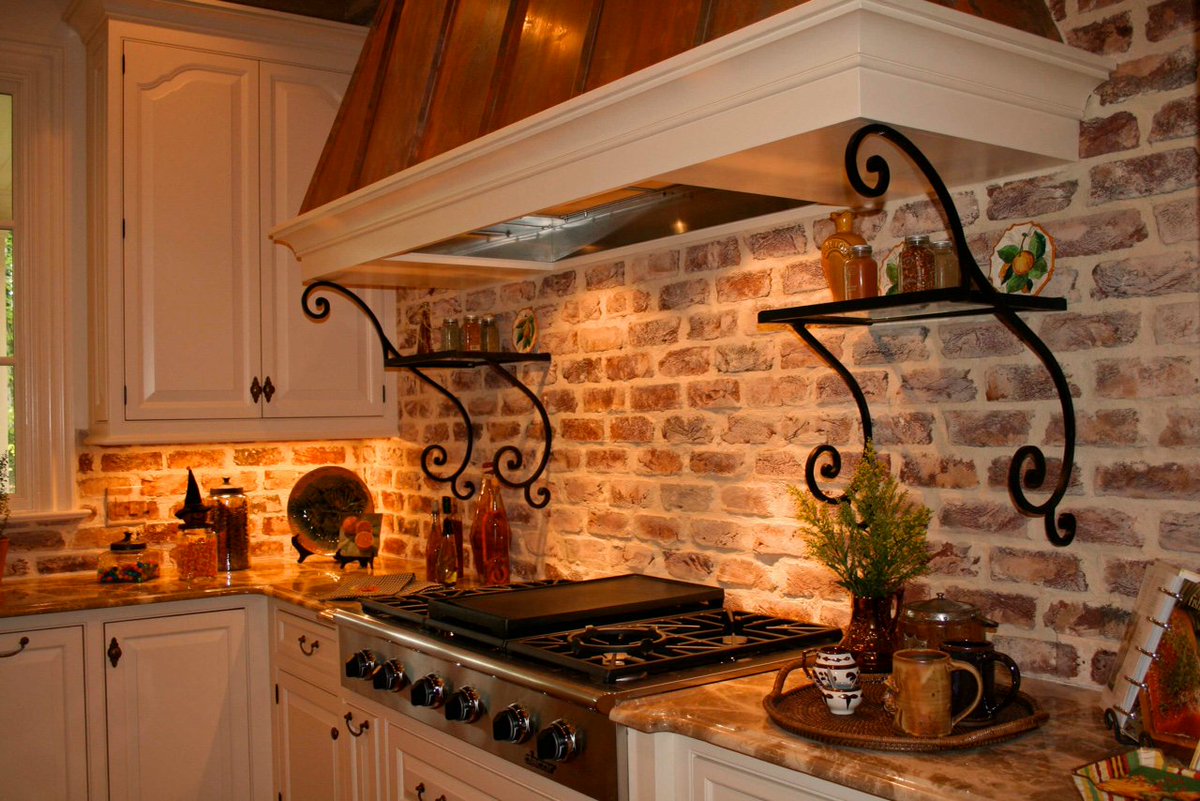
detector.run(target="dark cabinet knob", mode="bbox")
[371,659,407,692]
[410,674,446,708]
[344,649,376,680]
[444,686,482,723]
[492,703,532,743]
[534,719,578,762]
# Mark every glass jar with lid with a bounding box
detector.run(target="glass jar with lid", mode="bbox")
[898,234,935,293]
[209,477,249,571]
[481,315,499,352]
[931,240,960,289]
[843,244,878,300]
[173,527,218,581]
[98,531,161,583]
[440,317,462,352]
[462,314,482,350]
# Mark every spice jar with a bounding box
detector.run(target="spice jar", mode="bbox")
[481,315,499,352]
[843,244,878,300]
[440,317,462,352]
[898,234,934,293]
[173,528,218,581]
[209,477,249,571]
[931,240,960,289]
[463,314,482,350]
[98,532,161,583]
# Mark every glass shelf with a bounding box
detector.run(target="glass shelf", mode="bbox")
[384,350,550,370]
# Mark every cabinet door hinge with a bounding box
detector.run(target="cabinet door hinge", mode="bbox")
[123,385,127,405]
[274,683,279,704]
[382,384,386,403]
[121,219,125,238]
[121,53,125,73]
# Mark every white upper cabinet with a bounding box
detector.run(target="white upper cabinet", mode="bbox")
[70,1,392,444]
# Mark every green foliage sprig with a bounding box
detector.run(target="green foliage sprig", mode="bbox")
[0,454,10,538]
[788,442,932,598]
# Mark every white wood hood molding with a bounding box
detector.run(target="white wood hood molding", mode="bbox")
[270,0,1111,289]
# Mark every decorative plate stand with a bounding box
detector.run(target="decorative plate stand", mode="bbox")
[759,123,1077,546]
[301,282,552,509]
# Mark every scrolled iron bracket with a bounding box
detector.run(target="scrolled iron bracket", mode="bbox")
[483,362,553,509]
[790,123,1077,544]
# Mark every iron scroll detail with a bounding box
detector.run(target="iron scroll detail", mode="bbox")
[782,123,1076,545]
[300,281,552,508]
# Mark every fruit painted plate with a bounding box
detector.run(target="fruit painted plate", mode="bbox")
[989,221,1055,296]
[877,243,903,296]
[287,467,374,556]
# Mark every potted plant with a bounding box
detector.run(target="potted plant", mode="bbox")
[789,441,932,673]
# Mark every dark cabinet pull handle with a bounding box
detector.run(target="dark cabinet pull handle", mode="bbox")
[415,782,426,800]
[107,637,122,667]
[344,711,369,737]
[297,635,319,656]
[0,636,29,658]
[250,376,263,403]
[262,375,275,403]
[330,726,339,740]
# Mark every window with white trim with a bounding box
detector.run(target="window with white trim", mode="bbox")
[1,92,18,487]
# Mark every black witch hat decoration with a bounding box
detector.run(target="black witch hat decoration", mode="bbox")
[175,468,209,530]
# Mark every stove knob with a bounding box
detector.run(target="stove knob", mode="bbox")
[371,659,407,692]
[444,686,483,723]
[410,674,446,708]
[344,650,377,680]
[492,704,532,744]
[534,719,578,762]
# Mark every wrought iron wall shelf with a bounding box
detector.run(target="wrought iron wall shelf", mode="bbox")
[759,123,1077,547]
[301,280,552,509]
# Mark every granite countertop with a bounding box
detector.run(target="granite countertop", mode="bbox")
[611,670,1122,801]
[0,557,424,619]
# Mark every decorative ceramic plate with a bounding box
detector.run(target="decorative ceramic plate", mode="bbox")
[877,243,903,296]
[989,221,1055,296]
[287,467,374,556]
[512,307,538,353]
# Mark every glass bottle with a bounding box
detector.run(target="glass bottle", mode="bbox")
[481,315,499,352]
[442,496,463,579]
[440,317,462,352]
[417,303,433,354]
[843,244,878,300]
[820,210,866,302]
[898,234,934,293]
[463,314,482,350]
[469,462,511,586]
[931,240,960,289]
[209,477,249,571]
[424,502,442,583]
[435,508,458,586]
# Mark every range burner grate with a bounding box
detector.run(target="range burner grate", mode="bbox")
[508,609,840,682]
[359,580,562,627]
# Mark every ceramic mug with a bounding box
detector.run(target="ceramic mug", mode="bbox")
[819,686,863,716]
[885,648,982,737]
[941,640,1021,723]
[802,645,859,691]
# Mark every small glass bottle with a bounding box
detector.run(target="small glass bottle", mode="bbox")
[931,240,960,289]
[424,502,442,583]
[442,496,463,579]
[898,234,935,293]
[463,314,482,351]
[469,462,511,586]
[843,244,878,300]
[435,508,458,586]
[440,317,462,352]
[416,303,433,354]
[481,315,499,352]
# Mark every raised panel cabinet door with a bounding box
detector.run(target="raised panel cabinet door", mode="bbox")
[122,40,262,421]
[258,62,392,421]
[104,608,253,801]
[0,626,88,801]
[275,669,352,801]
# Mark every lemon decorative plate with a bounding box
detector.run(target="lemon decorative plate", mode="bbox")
[512,307,538,353]
[990,221,1055,296]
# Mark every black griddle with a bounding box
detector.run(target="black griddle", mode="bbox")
[425,574,725,639]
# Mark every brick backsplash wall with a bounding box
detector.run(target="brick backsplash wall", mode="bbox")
[3,0,1194,691]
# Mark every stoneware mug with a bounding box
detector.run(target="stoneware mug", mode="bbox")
[941,639,1022,723]
[802,645,860,691]
[885,648,983,737]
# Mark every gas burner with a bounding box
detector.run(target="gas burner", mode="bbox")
[721,634,750,645]
[568,625,669,658]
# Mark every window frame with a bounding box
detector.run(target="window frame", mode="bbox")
[0,37,80,521]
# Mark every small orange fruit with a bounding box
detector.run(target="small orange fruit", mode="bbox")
[1011,250,1035,276]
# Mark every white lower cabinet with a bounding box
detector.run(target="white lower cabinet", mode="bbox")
[0,625,89,801]
[626,729,885,801]
[0,598,272,801]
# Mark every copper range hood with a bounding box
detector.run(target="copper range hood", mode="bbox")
[271,0,1110,288]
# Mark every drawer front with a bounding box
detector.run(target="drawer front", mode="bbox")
[274,608,338,689]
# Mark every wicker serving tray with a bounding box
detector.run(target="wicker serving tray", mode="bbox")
[763,658,1049,752]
